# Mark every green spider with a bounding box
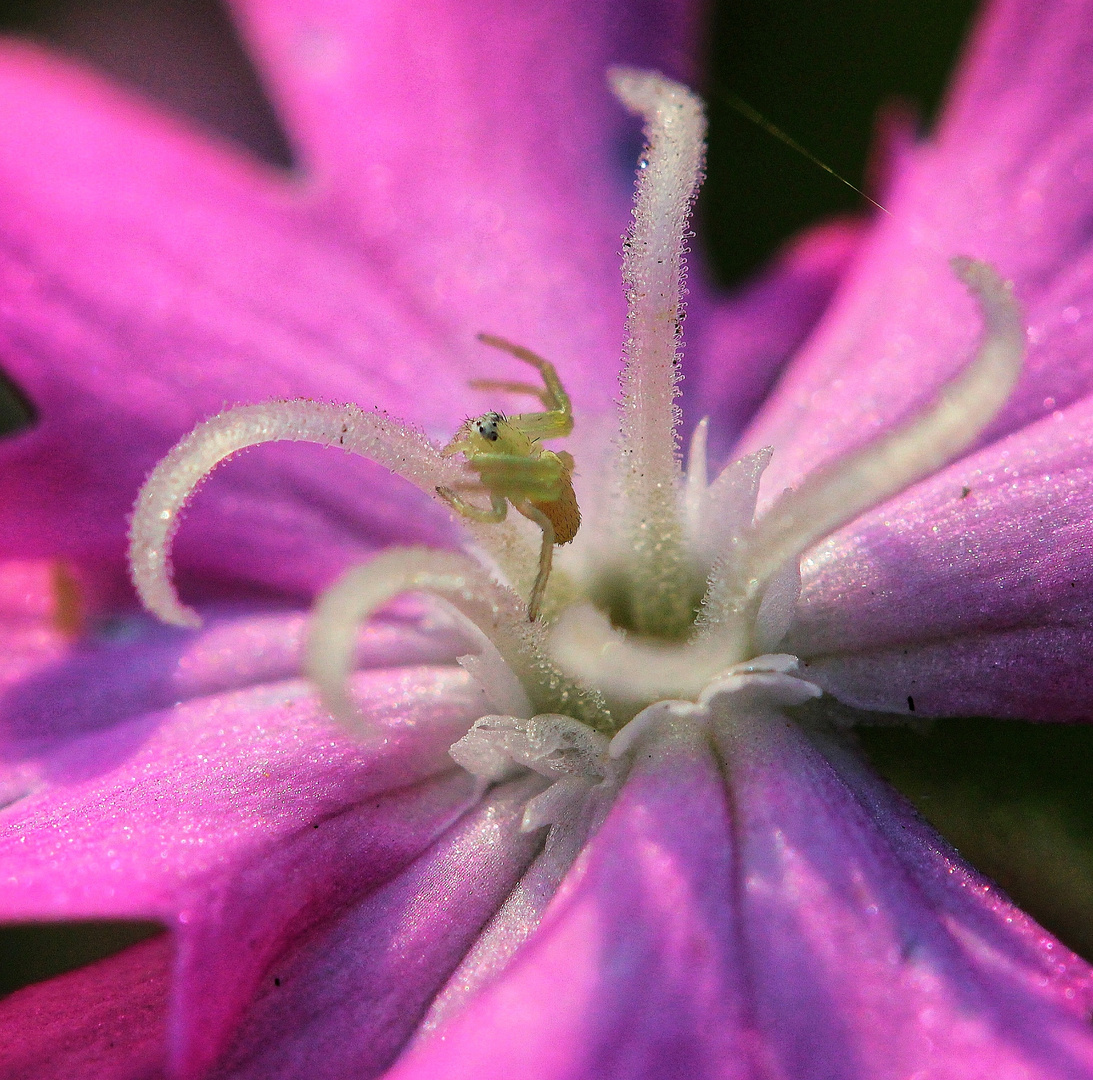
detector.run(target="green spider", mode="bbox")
[437,333,580,622]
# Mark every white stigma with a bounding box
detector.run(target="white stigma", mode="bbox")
[610,67,706,638]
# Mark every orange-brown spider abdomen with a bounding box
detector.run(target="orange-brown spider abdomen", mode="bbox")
[532,469,580,545]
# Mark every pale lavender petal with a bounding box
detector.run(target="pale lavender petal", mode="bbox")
[690,218,864,457]
[790,394,1093,719]
[716,709,1093,1078]
[205,775,545,1080]
[742,0,1093,499]
[0,601,467,763]
[387,717,750,1080]
[0,933,170,1080]
[0,666,488,1074]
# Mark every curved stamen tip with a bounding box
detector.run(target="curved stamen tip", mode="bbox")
[727,255,1024,611]
[305,547,613,738]
[127,400,469,629]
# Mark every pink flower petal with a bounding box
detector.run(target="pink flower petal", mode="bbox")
[382,705,1093,1080]
[0,665,481,919]
[229,0,702,369]
[690,217,864,457]
[791,394,1093,719]
[387,718,749,1080]
[0,40,463,589]
[717,711,1093,1078]
[0,1,700,593]
[204,775,545,1080]
[0,602,466,763]
[0,663,491,1075]
[0,933,170,1080]
[742,0,1093,500]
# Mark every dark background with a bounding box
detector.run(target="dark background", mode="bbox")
[5,0,1093,997]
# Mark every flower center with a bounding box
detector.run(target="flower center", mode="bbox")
[127,69,1025,807]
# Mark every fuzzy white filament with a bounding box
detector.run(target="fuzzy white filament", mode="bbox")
[306,548,613,736]
[129,400,470,627]
[705,256,1026,631]
[610,67,707,637]
[553,258,1025,699]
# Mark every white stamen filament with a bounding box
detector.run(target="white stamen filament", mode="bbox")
[610,67,707,637]
[704,256,1025,630]
[305,548,613,736]
[128,400,472,628]
[553,258,1025,699]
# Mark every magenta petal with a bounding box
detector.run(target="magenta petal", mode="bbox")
[0,666,482,921]
[790,394,1093,719]
[0,41,470,588]
[387,718,749,1080]
[171,765,482,1079]
[0,36,632,593]
[228,0,700,396]
[0,933,170,1080]
[0,604,466,762]
[717,711,1093,1078]
[689,217,864,455]
[742,0,1093,496]
[1,665,492,1076]
[206,775,545,1080]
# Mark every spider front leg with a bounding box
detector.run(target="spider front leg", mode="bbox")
[472,334,573,442]
[512,498,555,622]
[435,484,555,621]
[435,486,508,525]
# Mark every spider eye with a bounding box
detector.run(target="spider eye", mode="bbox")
[476,413,501,441]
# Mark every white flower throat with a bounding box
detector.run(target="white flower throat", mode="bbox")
[128,69,1024,825]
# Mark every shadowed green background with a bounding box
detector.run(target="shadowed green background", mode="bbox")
[2,0,1091,996]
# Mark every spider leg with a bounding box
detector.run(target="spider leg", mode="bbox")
[477,333,572,421]
[513,497,555,621]
[435,487,508,525]
[466,452,567,505]
[468,378,553,409]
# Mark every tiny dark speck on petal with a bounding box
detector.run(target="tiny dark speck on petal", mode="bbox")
[960,486,971,499]
[274,977,281,987]
[907,695,916,712]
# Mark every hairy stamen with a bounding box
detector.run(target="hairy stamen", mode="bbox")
[553,258,1025,698]
[305,547,613,736]
[128,400,475,628]
[610,67,707,637]
[703,256,1025,637]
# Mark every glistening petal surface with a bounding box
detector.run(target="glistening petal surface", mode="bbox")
[742,0,1093,502]
[791,395,1093,719]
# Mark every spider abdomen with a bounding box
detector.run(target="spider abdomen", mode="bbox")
[533,470,580,545]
